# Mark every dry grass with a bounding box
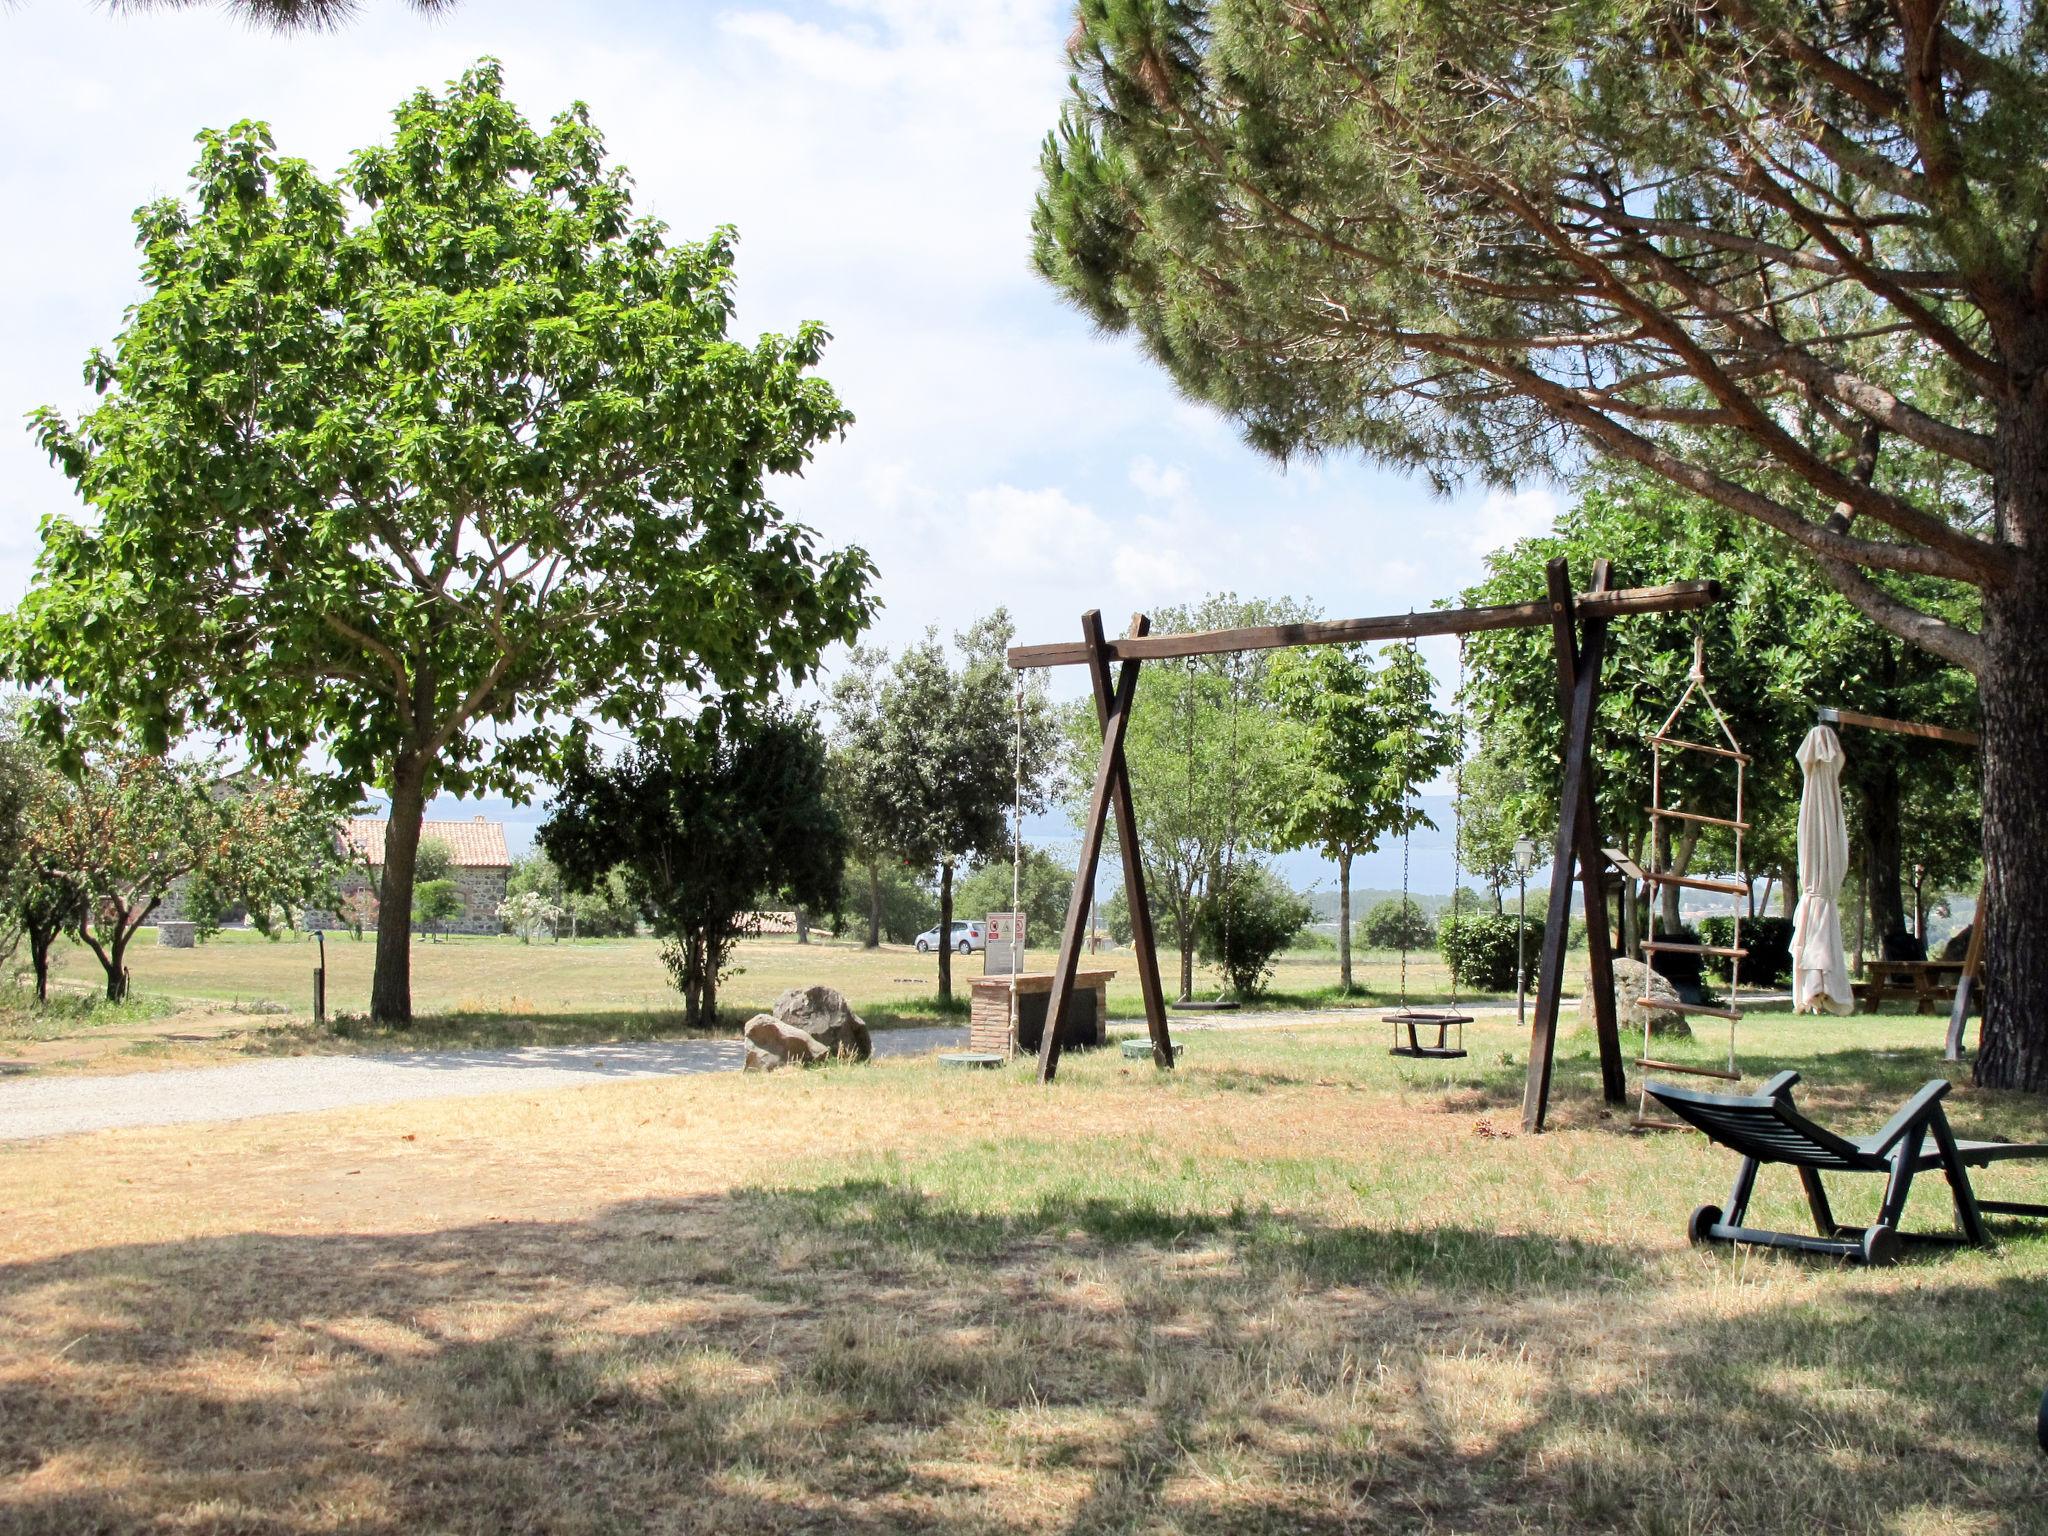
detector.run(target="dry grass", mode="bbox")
[3,1014,2044,1533]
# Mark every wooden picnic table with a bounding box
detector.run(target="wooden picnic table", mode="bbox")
[1857,958,1966,1015]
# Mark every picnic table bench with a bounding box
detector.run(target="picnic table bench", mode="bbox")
[1854,958,1965,1015]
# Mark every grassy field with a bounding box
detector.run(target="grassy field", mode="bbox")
[3,1011,2044,1532]
[5,931,1504,1075]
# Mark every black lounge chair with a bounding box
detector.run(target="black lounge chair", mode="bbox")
[1646,1070,2048,1265]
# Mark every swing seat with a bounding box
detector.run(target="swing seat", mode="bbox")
[1384,1008,1470,1059]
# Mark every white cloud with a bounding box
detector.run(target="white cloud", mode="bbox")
[1128,455,1191,505]
[1462,486,1563,557]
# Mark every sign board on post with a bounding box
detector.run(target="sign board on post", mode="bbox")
[985,912,1025,976]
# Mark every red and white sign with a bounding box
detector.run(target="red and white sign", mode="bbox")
[985,912,1025,945]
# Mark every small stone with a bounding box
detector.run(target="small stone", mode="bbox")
[743,1044,782,1073]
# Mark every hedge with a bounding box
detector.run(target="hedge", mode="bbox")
[1699,915,1793,988]
[1439,911,1544,992]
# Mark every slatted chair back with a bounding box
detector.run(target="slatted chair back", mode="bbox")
[1646,1081,1877,1172]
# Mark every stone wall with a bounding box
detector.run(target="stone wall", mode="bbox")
[304,867,509,936]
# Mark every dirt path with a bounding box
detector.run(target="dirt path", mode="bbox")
[0,1026,967,1142]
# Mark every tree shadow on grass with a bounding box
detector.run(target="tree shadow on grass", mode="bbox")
[1,1181,2043,1534]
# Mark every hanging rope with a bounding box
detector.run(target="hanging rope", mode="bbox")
[1447,636,1467,1016]
[1217,651,1242,999]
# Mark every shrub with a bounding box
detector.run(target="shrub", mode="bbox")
[1698,915,1792,988]
[1195,865,1311,997]
[1438,910,1544,992]
[1356,896,1434,951]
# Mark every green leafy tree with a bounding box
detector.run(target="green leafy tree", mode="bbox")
[1192,862,1311,998]
[954,843,1075,951]
[1033,4,2042,1087]
[834,613,1056,1004]
[1462,474,1975,957]
[505,850,638,939]
[497,889,563,945]
[1457,745,1539,912]
[412,879,461,942]
[826,645,897,949]
[1066,594,1312,998]
[540,705,845,1028]
[1268,642,1456,991]
[11,62,874,1026]
[1357,897,1434,953]
[828,857,933,947]
[412,840,454,888]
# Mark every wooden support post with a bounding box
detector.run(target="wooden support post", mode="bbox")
[1552,561,1625,1107]
[1040,611,1147,1082]
[1084,613,1174,1069]
[1523,558,1613,1132]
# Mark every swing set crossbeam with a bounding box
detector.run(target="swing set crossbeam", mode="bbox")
[1005,581,1719,670]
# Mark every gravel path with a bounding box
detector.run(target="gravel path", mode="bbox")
[0,1026,967,1143]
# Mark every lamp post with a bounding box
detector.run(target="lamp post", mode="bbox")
[1513,836,1538,1025]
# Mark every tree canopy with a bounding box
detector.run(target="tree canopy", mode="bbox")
[540,706,845,1029]
[1033,0,2048,1088]
[11,61,873,1023]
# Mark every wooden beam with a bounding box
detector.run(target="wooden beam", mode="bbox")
[1040,613,1146,1082]
[1561,560,1626,1109]
[1818,707,1981,748]
[1523,559,1613,1133]
[1086,613,1174,1069]
[1007,582,1720,669]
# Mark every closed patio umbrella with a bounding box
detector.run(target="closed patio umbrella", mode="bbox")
[1791,724,1853,1015]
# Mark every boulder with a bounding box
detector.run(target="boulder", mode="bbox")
[743,1044,783,1073]
[1581,957,1692,1039]
[769,985,872,1061]
[742,1013,829,1066]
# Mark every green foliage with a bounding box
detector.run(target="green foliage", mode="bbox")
[1699,916,1794,989]
[497,889,563,945]
[11,61,874,1021]
[1067,594,1315,993]
[540,705,845,1027]
[412,840,454,887]
[1194,864,1311,998]
[1439,912,1544,994]
[831,858,932,947]
[953,844,1073,947]
[506,851,639,939]
[828,611,1055,995]
[1357,897,1433,952]
[412,879,462,939]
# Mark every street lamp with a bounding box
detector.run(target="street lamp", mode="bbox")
[1512,836,1539,1025]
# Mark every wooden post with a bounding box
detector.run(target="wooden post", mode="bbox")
[1549,560,1625,1107]
[1523,558,1613,1132]
[1945,881,1987,1061]
[1040,612,1146,1082]
[1084,613,1174,1068]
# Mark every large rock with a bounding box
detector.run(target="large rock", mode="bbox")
[742,1044,783,1073]
[1581,957,1692,1039]
[742,1013,829,1066]
[769,985,872,1061]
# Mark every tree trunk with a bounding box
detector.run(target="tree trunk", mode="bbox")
[865,861,881,949]
[370,757,429,1026]
[1856,762,1907,950]
[937,860,955,1005]
[1779,863,1798,919]
[701,933,720,1026]
[1655,820,1679,931]
[795,906,809,945]
[1337,847,1354,992]
[1976,538,2048,1093]
[29,928,51,1004]
[104,923,129,1001]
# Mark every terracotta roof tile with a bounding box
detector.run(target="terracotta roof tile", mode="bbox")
[342,816,511,869]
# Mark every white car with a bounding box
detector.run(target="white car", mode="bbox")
[915,920,986,955]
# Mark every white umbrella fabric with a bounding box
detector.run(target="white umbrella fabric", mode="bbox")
[1791,724,1854,1015]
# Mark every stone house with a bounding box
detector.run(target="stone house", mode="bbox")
[318,816,514,937]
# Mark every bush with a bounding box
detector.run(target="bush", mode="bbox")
[1438,910,1544,992]
[1698,915,1792,988]
[1356,896,1434,951]
[1195,865,1311,997]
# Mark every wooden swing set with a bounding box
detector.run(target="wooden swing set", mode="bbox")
[1007,557,1724,1132]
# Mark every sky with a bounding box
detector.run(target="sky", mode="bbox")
[0,0,1568,896]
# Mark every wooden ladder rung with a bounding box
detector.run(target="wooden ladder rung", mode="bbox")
[1637,997,1743,1021]
[1636,1058,1743,1081]
[1649,734,1752,765]
[1641,871,1749,896]
[1641,940,1748,959]
[1645,806,1749,831]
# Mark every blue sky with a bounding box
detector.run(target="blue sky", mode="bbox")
[0,0,1567,895]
